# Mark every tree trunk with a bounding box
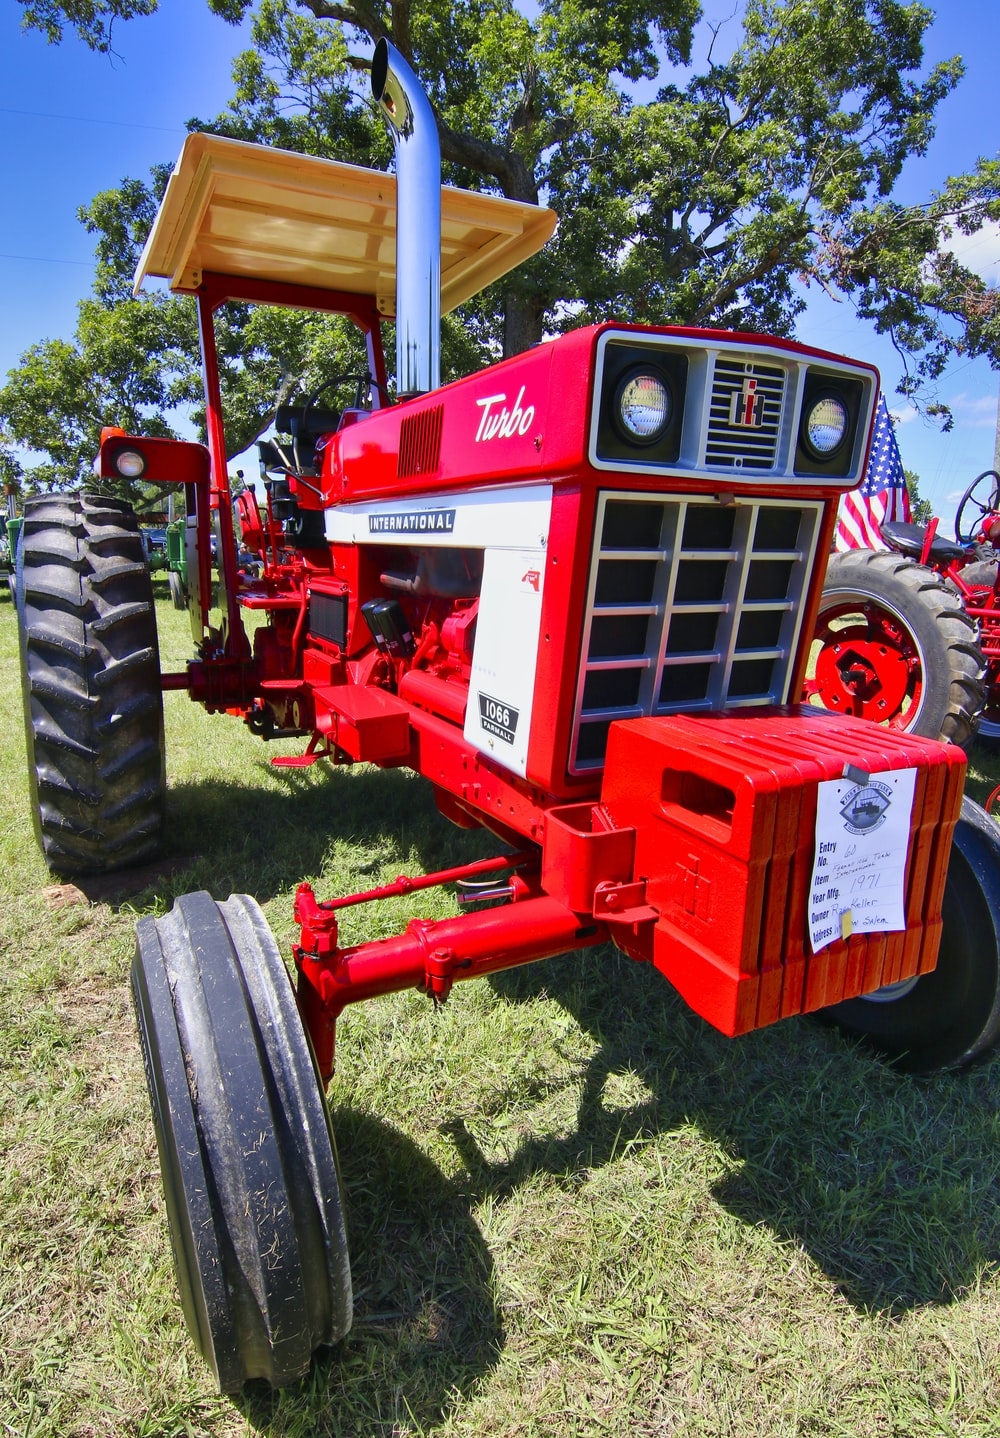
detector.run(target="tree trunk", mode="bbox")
[503,290,545,357]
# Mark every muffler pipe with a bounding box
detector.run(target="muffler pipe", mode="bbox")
[371,38,441,397]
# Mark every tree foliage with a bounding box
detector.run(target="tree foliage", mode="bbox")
[15,0,156,51]
[5,0,1000,490]
[904,467,934,525]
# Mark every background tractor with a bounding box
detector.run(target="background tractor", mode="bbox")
[808,470,1000,747]
[14,42,1000,1393]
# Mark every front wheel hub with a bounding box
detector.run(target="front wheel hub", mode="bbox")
[815,631,913,720]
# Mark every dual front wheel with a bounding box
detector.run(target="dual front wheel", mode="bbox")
[132,892,352,1391]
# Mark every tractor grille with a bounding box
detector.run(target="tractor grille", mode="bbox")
[570,491,822,772]
[705,357,785,471]
[309,589,348,648]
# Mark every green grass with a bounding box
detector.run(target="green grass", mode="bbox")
[4,578,1000,1436]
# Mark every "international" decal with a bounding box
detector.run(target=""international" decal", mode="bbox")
[369,509,456,534]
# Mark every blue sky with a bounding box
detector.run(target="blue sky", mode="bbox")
[1,0,998,526]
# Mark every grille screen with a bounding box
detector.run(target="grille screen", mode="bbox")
[570,492,821,772]
[705,357,786,471]
[309,590,348,648]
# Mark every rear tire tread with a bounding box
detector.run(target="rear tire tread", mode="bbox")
[815,550,986,748]
[17,491,166,876]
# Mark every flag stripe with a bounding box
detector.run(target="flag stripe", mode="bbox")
[835,397,910,552]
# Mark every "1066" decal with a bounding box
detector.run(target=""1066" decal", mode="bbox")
[478,692,519,744]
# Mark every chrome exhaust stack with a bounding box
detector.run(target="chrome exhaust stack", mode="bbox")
[371,38,441,397]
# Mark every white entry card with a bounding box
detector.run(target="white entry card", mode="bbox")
[808,768,917,953]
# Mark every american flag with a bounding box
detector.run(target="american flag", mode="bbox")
[835,397,911,551]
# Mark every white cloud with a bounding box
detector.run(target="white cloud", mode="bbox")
[949,391,999,428]
[943,219,1000,284]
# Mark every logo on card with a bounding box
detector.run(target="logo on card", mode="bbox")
[478,692,519,745]
[839,780,892,834]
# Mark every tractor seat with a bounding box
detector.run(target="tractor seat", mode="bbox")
[262,406,342,477]
[880,520,969,565]
[257,437,293,475]
[274,405,341,439]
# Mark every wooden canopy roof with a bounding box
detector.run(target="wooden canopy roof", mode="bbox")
[134,132,557,316]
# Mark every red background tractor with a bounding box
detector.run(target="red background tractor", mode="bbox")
[809,469,1000,747]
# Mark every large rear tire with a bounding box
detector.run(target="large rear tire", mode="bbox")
[806,549,985,748]
[132,891,352,1392]
[17,492,166,875]
[826,798,1000,1072]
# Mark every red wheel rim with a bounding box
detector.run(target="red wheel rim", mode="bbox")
[805,597,923,728]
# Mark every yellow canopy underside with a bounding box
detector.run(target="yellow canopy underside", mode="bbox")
[134,132,557,316]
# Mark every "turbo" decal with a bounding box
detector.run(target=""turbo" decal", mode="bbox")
[474,386,536,442]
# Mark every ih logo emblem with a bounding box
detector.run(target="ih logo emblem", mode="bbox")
[729,376,764,427]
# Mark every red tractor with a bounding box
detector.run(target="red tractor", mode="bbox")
[808,472,1000,747]
[15,43,1000,1392]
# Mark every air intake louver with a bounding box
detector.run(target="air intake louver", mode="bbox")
[571,492,821,772]
[398,404,444,478]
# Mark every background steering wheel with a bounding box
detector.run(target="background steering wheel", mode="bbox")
[954,469,1000,545]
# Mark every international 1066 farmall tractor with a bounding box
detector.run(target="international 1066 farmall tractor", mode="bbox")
[15,42,1000,1392]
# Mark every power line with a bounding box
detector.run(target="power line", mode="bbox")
[0,105,183,135]
[0,253,92,267]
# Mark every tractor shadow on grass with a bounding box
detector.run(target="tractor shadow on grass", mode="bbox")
[82,766,1000,1324]
[460,950,1000,1317]
[236,1110,502,1435]
[66,769,503,1433]
[74,760,502,910]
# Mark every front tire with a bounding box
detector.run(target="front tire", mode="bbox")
[132,891,352,1392]
[807,549,985,748]
[167,567,186,610]
[17,492,166,875]
[826,798,1000,1072]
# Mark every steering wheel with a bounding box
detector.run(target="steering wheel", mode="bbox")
[288,373,345,473]
[955,469,1000,544]
[288,374,383,472]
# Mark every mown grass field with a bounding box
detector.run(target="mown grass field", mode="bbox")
[4,578,1000,1437]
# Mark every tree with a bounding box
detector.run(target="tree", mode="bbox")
[0,436,24,500]
[14,0,156,51]
[6,0,1000,488]
[904,468,934,525]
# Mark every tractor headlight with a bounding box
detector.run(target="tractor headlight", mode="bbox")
[802,393,849,460]
[613,368,673,445]
[112,447,147,479]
